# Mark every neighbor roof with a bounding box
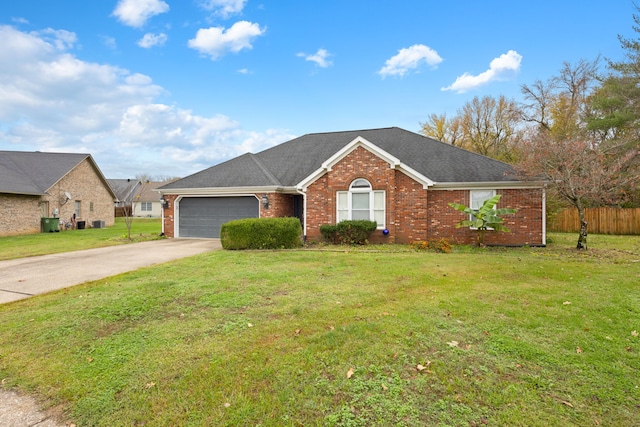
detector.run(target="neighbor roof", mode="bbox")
[0,151,103,196]
[135,181,176,202]
[107,179,141,203]
[160,127,520,191]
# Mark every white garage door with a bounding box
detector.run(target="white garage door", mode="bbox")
[178,197,259,238]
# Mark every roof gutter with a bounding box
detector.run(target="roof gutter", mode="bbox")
[0,190,46,196]
[431,180,547,190]
[156,185,299,195]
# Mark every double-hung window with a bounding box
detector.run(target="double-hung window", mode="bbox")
[469,189,496,228]
[141,202,152,212]
[337,179,385,229]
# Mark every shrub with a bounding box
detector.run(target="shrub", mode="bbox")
[410,238,452,253]
[320,220,377,245]
[220,217,303,250]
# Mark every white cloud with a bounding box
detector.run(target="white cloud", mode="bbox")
[112,0,169,28]
[11,17,29,25]
[378,44,443,78]
[102,36,117,50]
[199,0,247,18]
[0,25,293,178]
[188,21,265,60]
[442,50,522,93]
[31,28,77,51]
[138,32,168,48]
[297,48,333,68]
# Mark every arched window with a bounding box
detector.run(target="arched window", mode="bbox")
[336,179,385,228]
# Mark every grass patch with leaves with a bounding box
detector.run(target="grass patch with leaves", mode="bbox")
[0,234,639,426]
[0,218,162,260]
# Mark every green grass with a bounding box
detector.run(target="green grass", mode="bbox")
[0,234,639,426]
[0,218,162,260]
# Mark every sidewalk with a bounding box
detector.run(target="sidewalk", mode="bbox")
[0,238,221,426]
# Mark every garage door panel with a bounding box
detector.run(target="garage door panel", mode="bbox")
[178,197,259,238]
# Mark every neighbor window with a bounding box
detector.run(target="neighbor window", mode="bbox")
[141,202,152,211]
[337,178,385,229]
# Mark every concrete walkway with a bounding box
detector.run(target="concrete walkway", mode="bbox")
[0,238,221,426]
[0,238,221,304]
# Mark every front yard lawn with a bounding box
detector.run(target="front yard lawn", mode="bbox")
[0,234,638,426]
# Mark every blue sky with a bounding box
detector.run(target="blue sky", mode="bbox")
[0,1,634,178]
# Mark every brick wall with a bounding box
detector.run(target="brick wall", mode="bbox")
[303,146,545,245]
[426,188,544,245]
[0,194,41,236]
[44,159,115,229]
[0,159,115,236]
[392,170,428,243]
[161,194,178,237]
[306,146,397,242]
[260,193,294,219]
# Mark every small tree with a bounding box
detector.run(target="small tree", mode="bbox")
[122,204,134,240]
[515,130,637,249]
[448,194,516,246]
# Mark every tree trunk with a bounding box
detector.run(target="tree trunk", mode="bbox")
[477,228,486,247]
[574,204,587,250]
[576,220,588,249]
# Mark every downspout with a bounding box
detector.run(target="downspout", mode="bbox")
[296,188,307,242]
[160,193,165,236]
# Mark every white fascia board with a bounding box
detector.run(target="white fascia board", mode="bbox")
[297,167,326,192]
[297,136,433,190]
[395,164,434,189]
[158,186,284,195]
[430,181,546,190]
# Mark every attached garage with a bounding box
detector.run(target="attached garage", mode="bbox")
[177,196,259,238]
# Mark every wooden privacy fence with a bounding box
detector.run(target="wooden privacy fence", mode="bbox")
[549,207,640,235]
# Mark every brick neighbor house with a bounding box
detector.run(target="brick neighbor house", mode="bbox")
[158,127,546,245]
[0,151,116,236]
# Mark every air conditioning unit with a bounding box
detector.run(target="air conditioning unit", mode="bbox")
[92,220,105,229]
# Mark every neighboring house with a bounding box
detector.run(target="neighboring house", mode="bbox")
[132,181,167,218]
[0,151,116,236]
[158,127,546,245]
[108,179,142,209]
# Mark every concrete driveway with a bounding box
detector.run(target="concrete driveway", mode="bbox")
[0,238,221,305]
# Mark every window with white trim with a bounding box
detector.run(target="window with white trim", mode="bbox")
[470,189,496,228]
[141,202,153,212]
[337,179,385,229]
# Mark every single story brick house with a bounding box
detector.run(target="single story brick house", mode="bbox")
[0,151,116,236]
[158,127,546,245]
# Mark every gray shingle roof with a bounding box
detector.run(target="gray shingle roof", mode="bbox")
[160,127,518,191]
[136,181,176,202]
[0,151,92,195]
[107,179,141,203]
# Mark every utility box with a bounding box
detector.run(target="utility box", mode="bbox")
[92,220,105,229]
[41,217,60,233]
[77,220,86,230]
